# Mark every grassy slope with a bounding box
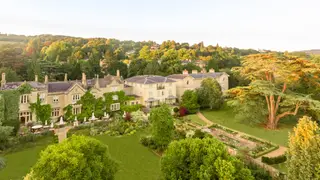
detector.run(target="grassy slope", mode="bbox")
[201,107,295,146]
[188,114,207,126]
[0,133,160,180]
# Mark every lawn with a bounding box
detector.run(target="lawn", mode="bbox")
[0,133,160,180]
[188,114,207,126]
[201,106,296,146]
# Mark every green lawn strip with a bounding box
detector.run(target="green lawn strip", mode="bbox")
[187,114,207,126]
[201,107,293,146]
[0,142,50,180]
[271,162,287,173]
[0,132,160,180]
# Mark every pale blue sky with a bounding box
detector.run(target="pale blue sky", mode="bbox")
[1,0,319,51]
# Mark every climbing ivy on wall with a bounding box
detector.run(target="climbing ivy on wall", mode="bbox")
[0,90,20,134]
[0,94,4,124]
[103,91,134,113]
[17,83,32,94]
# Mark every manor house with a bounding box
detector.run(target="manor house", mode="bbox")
[0,69,228,125]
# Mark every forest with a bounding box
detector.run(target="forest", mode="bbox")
[0,33,262,88]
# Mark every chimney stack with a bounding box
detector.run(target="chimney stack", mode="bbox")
[182,69,188,75]
[94,74,100,88]
[209,68,215,73]
[44,75,48,84]
[1,73,6,88]
[116,69,120,77]
[82,73,87,87]
[191,70,198,74]
[35,75,38,82]
[64,73,68,82]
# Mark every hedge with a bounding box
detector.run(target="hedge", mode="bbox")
[261,155,287,165]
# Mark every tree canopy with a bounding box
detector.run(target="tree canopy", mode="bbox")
[197,78,224,110]
[180,90,200,114]
[228,53,320,129]
[161,137,254,180]
[31,135,118,180]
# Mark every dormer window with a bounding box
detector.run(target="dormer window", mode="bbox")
[39,93,45,103]
[53,96,59,103]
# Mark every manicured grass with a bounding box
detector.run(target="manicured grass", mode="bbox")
[201,107,295,146]
[0,142,51,180]
[95,133,161,180]
[0,133,160,180]
[188,114,207,126]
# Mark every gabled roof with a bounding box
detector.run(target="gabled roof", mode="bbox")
[87,75,122,88]
[125,75,176,84]
[48,82,74,93]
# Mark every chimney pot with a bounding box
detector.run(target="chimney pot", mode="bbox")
[182,69,188,75]
[82,73,87,87]
[209,68,215,73]
[44,75,48,84]
[191,70,198,74]
[116,69,120,77]
[35,75,38,82]
[64,73,68,82]
[1,73,6,87]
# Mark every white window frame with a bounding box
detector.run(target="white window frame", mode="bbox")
[149,91,153,97]
[53,96,59,103]
[110,103,120,111]
[51,108,60,117]
[20,94,28,104]
[72,94,81,102]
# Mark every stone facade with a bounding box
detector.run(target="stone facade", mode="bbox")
[0,69,229,125]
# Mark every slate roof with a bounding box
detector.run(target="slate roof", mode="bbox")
[125,75,175,84]
[167,72,226,80]
[1,81,46,90]
[87,75,122,88]
[48,82,74,93]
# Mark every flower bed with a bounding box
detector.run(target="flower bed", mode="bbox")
[217,134,240,149]
[209,124,238,135]
[241,135,279,158]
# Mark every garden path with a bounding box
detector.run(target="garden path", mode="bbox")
[196,112,213,127]
[54,126,72,143]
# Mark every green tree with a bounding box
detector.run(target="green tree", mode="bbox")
[206,58,219,72]
[105,61,128,78]
[63,105,73,122]
[143,60,162,75]
[31,135,118,180]
[78,91,105,119]
[180,90,200,114]
[29,94,52,125]
[138,45,152,60]
[197,78,223,110]
[127,59,147,77]
[161,138,254,180]
[287,116,320,180]
[150,104,174,149]
[0,67,20,82]
[230,53,320,129]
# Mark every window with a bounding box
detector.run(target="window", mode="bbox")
[53,96,59,103]
[51,108,60,117]
[72,94,80,102]
[110,103,120,111]
[169,89,172,95]
[19,111,32,123]
[73,107,81,115]
[186,80,189,85]
[20,94,28,104]
[124,102,127,105]
[39,93,45,103]
[112,95,118,101]
[131,101,135,105]
[136,101,139,105]
[162,91,164,96]
[157,91,160,97]
[149,91,153,97]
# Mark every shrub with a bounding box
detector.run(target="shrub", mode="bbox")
[173,129,186,140]
[179,107,187,117]
[140,136,156,149]
[0,157,5,170]
[261,155,287,165]
[124,112,132,121]
[0,126,14,150]
[173,107,179,113]
[53,135,59,144]
[193,129,206,139]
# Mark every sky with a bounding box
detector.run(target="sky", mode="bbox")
[1,0,320,51]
